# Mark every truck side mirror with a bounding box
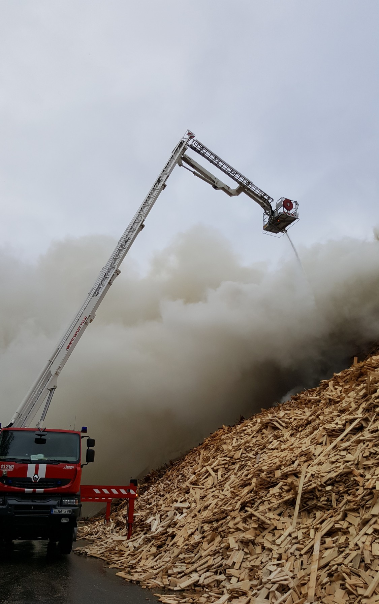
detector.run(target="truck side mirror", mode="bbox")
[87,438,95,448]
[86,449,95,463]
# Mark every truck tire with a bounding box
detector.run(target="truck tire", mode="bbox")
[58,527,74,555]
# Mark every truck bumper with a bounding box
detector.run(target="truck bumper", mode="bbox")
[0,495,81,541]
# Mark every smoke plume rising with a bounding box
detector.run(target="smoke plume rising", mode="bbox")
[1,226,379,485]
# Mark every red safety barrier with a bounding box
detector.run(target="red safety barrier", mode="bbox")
[80,483,138,538]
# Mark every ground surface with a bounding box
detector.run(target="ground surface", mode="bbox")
[0,539,159,604]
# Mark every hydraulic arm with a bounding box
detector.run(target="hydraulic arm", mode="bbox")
[9,130,298,428]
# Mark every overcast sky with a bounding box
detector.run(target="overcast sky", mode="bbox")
[0,0,378,270]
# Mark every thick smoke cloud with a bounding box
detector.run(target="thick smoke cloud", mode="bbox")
[1,226,379,485]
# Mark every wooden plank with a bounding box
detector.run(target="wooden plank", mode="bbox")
[307,531,321,602]
[175,573,199,590]
[249,509,272,525]
[292,465,307,528]
[301,519,334,554]
[318,547,339,568]
[276,525,294,545]
[349,517,377,549]
[365,569,379,598]
[307,417,362,468]
[228,579,251,592]
[274,590,294,604]
[213,596,230,604]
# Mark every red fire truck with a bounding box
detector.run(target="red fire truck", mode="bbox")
[0,427,94,553]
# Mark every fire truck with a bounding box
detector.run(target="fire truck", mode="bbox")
[0,131,298,553]
[0,427,94,553]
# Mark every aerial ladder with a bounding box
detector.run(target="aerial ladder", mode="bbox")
[9,130,299,429]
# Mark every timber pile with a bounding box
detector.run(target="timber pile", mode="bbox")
[77,354,379,604]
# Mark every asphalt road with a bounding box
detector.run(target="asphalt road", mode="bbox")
[0,540,160,604]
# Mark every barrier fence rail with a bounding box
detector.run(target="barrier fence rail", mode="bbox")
[80,482,138,538]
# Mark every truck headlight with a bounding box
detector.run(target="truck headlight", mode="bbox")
[62,498,78,506]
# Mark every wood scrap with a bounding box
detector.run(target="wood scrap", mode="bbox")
[292,465,307,528]
[76,352,379,604]
[307,531,321,602]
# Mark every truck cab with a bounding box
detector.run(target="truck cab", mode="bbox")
[0,427,95,553]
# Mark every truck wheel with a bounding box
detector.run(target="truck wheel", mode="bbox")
[58,528,74,555]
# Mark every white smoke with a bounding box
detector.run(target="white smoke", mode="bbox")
[1,225,379,484]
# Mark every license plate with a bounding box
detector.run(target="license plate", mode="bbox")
[51,508,71,515]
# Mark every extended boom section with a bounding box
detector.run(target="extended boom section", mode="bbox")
[10,133,191,427]
[10,130,298,428]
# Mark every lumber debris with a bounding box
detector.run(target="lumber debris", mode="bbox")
[307,531,321,602]
[77,353,379,603]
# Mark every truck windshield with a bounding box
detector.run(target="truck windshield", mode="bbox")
[0,431,80,463]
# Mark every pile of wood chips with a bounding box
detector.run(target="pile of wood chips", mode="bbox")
[77,354,379,604]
